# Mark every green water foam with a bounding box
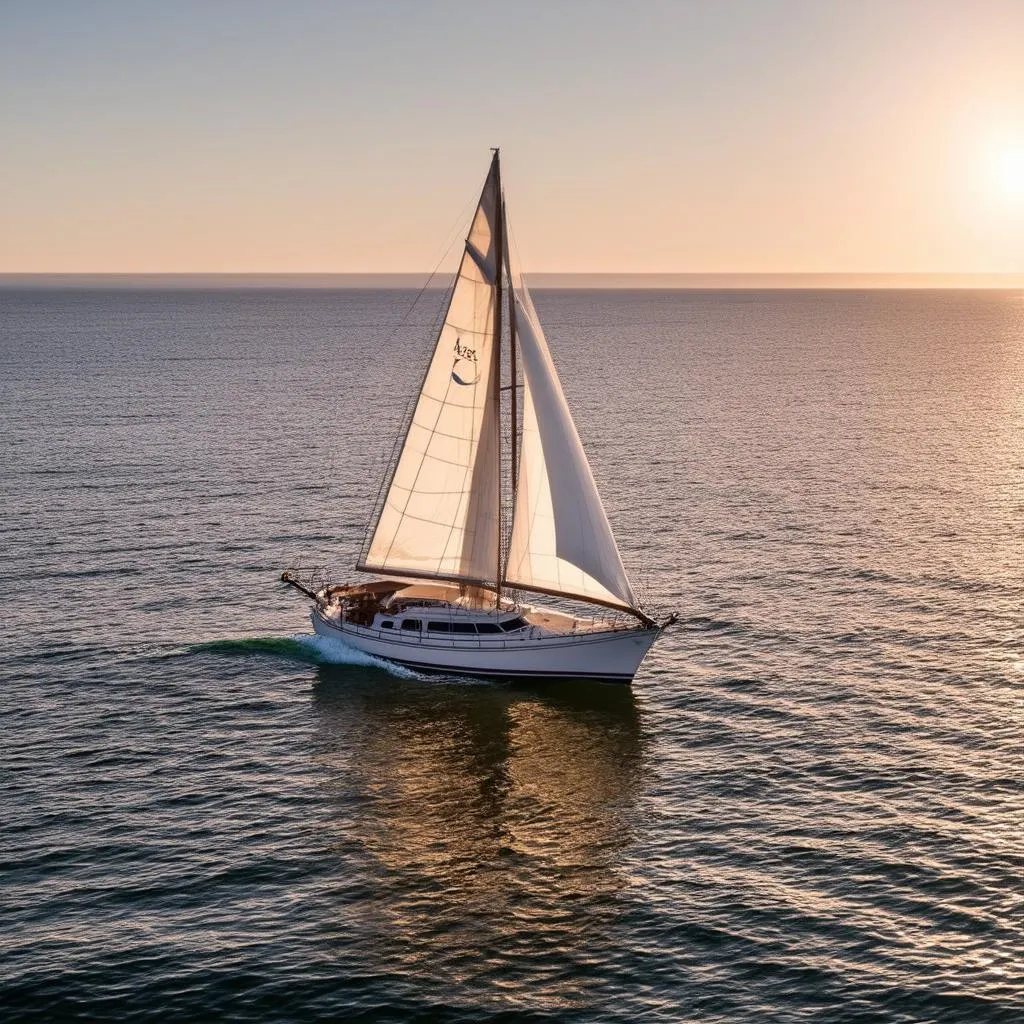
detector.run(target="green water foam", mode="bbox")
[188,633,421,678]
[189,635,321,663]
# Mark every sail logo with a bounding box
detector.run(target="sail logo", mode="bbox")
[451,337,479,386]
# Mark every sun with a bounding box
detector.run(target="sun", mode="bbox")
[983,134,1024,208]
[993,142,1024,203]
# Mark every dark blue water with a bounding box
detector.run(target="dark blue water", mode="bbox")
[2,288,1022,1022]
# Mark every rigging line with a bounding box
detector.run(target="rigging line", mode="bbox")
[350,191,477,565]
[383,189,480,335]
[504,290,636,611]
[372,266,479,570]
[357,268,459,565]
[504,195,519,535]
[426,261,500,577]
[506,204,528,297]
[370,271,494,569]
[314,221,467,575]
[359,270,459,563]
[369,158,501,575]
[442,168,503,587]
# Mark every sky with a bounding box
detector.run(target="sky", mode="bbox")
[1,0,1023,275]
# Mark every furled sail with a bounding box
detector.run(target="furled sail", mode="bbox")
[505,280,639,612]
[359,159,501,586]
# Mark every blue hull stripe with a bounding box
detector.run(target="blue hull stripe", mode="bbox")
[373,656,633,685]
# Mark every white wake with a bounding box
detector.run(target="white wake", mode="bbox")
[293,632,423,679]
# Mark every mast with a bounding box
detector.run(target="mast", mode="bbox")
[506,217,518,496]
[491,149,504,605]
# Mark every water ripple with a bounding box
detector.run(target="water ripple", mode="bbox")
[2,288,1022,1021]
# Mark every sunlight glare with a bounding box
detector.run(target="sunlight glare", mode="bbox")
[985,135,1024,208]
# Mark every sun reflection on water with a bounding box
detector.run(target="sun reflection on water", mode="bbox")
[309,672,645,1008]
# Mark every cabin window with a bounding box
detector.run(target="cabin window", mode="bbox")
[476,622,501,635]
[400,619,421,631]
[451,622,477,634]
[380,620,394,629]
[426,621,451,633]
[499,617,528,632]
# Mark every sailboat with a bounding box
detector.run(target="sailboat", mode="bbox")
[282,151,674,683]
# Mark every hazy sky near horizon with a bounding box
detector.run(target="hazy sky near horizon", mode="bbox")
[2,0,1023,273]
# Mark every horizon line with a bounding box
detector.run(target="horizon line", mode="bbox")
[2,272,1023,290]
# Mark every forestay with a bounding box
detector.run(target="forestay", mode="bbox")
[359,159,502,586]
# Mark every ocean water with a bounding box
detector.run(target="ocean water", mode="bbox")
[1,287,1021,1022]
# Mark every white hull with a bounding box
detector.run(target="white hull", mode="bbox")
[311,608,660,684]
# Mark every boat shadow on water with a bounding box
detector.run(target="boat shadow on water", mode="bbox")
[307,664,647,980]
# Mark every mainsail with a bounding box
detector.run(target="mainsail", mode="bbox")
[359,156,502,586]
[360,152,643,619]
[504,279,639,613]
